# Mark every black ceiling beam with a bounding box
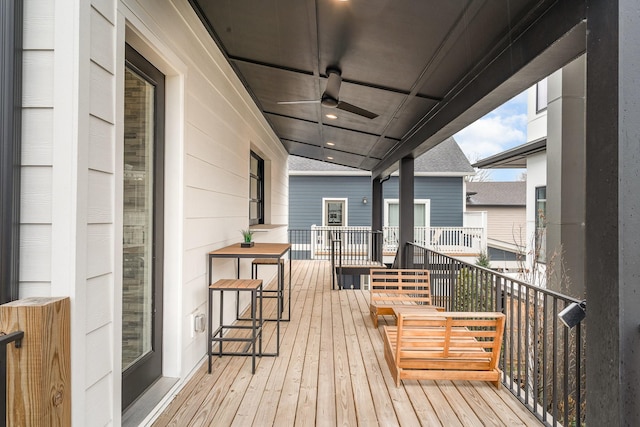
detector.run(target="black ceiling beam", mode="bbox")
[372,0,587,179]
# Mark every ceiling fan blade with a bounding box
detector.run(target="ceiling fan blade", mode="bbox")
[277,100,321,105]
[336,101,378,119]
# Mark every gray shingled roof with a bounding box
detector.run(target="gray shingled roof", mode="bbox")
[466,181,526,206]
[289,137,474,174]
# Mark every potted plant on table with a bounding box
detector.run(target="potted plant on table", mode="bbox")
[240,228,254,247]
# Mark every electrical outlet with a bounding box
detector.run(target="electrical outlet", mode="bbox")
[194,313,206,333]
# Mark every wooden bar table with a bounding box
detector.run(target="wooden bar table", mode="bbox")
[207,242,291,357]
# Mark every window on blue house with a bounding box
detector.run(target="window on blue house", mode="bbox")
[384,199,430,228]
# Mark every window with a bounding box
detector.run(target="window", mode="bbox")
[535,186,547,263]
[384,199,431,228]
[249,151,264,225]
[322,199,347,226]
[536,78,548,113]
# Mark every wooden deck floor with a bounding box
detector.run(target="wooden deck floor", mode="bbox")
[152,260,542,427]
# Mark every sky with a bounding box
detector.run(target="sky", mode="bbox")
[453,90,529,181]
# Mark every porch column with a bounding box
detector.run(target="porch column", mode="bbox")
[586,0,640,425]
[371,177,384,262]
[0,0,23,303]
[398,157,414,268]
[545,55,586,297]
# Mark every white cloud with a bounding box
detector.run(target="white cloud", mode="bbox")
[454,92,528,163]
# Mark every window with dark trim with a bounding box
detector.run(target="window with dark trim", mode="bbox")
[535,186,547,263]
[536,79,548,113]
[249,151,264,225]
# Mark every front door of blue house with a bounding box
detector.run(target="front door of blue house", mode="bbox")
[122,44,165,411]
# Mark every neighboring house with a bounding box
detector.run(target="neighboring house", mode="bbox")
[289,137,475,231]
[473,55,586,297]
[465,181,526,272]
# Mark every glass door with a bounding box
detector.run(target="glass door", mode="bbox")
[122,44,165,411]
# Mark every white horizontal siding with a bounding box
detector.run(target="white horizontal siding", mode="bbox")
[20,0,55,304]
[85,375,112,427]
[90,61,115,124]
[469,206,526,246]
[92,0,115,24]
[20,166,52,223]
[85,324,113,387]
[19,282,52,299]
[87,170,114,224]
[86,223,113,280]
[23,0,54,49]
[88,115,115,173]
[19,224,52,282]
[22,50,54,107]
[86,274,114,333]
[21,108,53,165]
[184,187,245,219]
[90,7,115,74]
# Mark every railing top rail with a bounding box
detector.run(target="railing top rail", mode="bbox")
[409,242,582,304]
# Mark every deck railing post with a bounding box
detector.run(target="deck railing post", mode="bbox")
[0,297,70,426]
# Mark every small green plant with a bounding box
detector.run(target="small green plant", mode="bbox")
[454,252,493,312]
[240,228,254,243]
[476,251,491,268]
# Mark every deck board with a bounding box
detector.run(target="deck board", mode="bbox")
[152,260,543,427]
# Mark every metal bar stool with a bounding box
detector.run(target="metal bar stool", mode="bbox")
[208,278,263,374]
[248,257,290,321]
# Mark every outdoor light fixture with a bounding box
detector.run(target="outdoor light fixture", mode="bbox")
[326,141,335,146]
[362,197,368,204]
[558,301,586,328]
[326,113,338,119]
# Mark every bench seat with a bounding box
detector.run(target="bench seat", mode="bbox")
[369,269,438,327]
[383,311,506,388]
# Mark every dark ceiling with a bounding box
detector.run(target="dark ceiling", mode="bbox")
[190,0,585,178]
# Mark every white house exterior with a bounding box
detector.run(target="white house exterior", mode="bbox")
[474,55,586,296]
[19,1,288,424]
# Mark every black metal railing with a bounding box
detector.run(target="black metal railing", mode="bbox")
[410,243,585,427]
[288,228,385,289]
[330,229,384,289]
[0,330,24,427]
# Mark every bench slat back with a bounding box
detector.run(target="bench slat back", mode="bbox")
[370,269,431,305]
[395,312,505,371]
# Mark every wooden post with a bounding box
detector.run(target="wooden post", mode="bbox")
[0,297,70,426]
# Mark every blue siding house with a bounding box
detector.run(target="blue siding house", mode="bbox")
[289,138,475,230]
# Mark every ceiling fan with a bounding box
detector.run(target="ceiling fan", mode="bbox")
[278,68,378,119]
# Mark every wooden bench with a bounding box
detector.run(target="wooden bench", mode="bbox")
[369,269,436,327]
[383,311,506,388]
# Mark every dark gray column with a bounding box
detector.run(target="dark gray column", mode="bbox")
[398,157,414,268]
[545,55,586,297]
[586,0,640,425]
[371,178,384,262]
[0,0,23,303]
